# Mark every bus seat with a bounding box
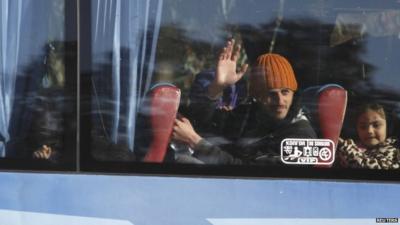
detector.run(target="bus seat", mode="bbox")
[142,84,181,163]
[302,84,348,152]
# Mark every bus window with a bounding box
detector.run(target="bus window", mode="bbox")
[0,0,77,170]
[81,0,400,180]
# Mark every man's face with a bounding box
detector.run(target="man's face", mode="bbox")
[259,88,294,120]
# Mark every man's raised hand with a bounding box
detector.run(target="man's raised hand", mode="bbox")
[208,39,248,98]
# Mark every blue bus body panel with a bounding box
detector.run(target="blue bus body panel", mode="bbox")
[0,172,399,225]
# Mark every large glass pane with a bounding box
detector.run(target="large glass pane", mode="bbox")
[0,0,77,170]
[82,0,400,179]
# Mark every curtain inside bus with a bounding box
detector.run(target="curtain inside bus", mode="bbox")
[0,0,23,157]
[1,0,66,158]
[90,0,163,152]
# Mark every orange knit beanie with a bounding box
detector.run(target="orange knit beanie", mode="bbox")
[250,53,297,96]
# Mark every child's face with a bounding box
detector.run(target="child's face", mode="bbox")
[356,110,387,147]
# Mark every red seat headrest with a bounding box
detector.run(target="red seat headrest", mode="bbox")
[143,84,181,163]
[302,84,347,167]
[317,86,347,147]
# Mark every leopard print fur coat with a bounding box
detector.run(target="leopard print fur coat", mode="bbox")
[337,138,400,169]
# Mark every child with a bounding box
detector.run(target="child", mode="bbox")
[29,89,64,162]
[337,103,400,169]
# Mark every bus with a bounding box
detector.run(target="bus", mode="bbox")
[1,0,400,224]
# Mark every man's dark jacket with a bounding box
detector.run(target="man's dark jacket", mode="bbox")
[186,92,317,165]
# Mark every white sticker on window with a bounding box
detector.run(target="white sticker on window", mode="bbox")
[281,138,335,165]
